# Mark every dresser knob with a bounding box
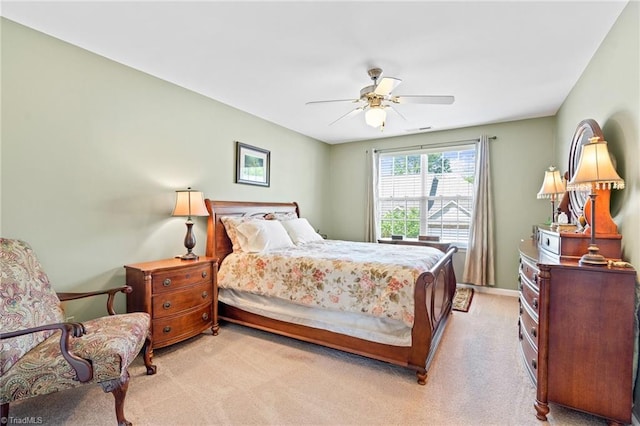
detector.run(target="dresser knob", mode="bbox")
[531,359,537,370]
[533,273,538,282]
[163,301,172,309]
[202,271,208,279]
[532,298,539,310]
[545,238,550,246]
[202,313,209,321]
[163,326,171,333]
[163,278,171,287]
[202,291,208,299]
[531,327,537,338]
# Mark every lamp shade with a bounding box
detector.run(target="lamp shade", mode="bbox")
[365,107,386,128]
[566,137,624,191]
[172,188,208,218]
[537,166,565,199]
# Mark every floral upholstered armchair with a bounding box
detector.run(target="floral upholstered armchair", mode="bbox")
[0,239,156,426]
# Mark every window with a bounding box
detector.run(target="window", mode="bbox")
[377,145,476,246]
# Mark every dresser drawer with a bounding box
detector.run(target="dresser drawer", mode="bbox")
[152,304,212,347]
[519,298,539,348]
[152,263,212,294]
[520,276,540,318]
[152,280,212,319]
[519,319,538,385]
[519,256,539,289]
[538,229,560,256]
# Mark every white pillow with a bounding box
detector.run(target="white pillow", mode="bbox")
[235,219,295,253]
[280,218,324,245]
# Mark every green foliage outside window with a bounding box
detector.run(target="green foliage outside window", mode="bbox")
[380,207,420,238]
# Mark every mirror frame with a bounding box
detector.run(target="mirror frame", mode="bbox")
[566,119,604,223]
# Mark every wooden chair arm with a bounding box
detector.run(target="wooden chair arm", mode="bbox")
[57,285,132,316]
[0,322,93,382]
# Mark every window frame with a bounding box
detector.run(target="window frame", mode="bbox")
[376,144,477,248]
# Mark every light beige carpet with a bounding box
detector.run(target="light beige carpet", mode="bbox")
[8,292,608,425]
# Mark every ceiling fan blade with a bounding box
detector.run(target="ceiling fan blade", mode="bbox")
[374,77,402,96]
[388,105,407,121]
[306,99,360,105]
[329,106,365,126]
[391,95,455,105]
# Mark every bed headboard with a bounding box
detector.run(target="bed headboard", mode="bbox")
[204,199,300,262]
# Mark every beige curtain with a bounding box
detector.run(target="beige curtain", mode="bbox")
[463,135,496,286]
[365,149,379,242]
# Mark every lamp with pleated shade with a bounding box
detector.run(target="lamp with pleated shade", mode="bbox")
[537,166,566,225]
[172,188,209,260]
[566,137,624,266]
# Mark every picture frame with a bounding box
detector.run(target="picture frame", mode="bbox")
[235,141,270,187]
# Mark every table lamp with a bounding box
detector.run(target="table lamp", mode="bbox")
[537,166,565,225]
[566,137,624,266]
[172,187,209,260]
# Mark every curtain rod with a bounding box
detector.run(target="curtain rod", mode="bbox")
[373,136,497,154]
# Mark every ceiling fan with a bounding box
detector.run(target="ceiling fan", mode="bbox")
[306,67,455,130]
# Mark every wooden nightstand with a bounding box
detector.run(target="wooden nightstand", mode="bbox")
[125,257,218,362]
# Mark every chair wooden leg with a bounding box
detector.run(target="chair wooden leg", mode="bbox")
[143,337,157,375]
[111,371,132,426]
[1,402,9,423]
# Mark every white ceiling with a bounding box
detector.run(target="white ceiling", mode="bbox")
[1,1,628,144]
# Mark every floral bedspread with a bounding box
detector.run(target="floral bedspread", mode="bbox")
[217,240,444,327]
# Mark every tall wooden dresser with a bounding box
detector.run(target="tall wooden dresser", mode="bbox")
[518,232,637,425]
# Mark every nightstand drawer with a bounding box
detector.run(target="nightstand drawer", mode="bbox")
[152,304,212,347]
[152,280,212,319]
[152,263,212,294]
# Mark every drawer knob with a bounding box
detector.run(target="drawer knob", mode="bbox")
[545,238,550,246]
[163,326,171,334]
[202,313,209,321]
[530,327,537,338]
[533,273,538,282]
[202,271,208,279]
[531,359,537,370]
[202,291,208,299]
[532,298,539,310]
[163,278,171,287]
[163,301,172,309]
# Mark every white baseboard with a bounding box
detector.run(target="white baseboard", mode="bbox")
[457,282,519,298]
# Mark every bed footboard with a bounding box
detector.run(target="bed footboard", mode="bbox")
[409,245,458,384]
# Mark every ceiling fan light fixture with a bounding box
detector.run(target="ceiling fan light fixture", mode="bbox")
[365,106,386,128]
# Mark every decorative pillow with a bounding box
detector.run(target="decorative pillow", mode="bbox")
[220,216,264,252]
[280,218,324,245]
[264,211,298,221]
[235,220,295,253]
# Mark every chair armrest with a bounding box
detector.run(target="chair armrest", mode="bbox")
[0,322,93,383]
[57,285,133,316]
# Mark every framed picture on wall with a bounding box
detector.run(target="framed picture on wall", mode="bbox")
[235,141,270,187]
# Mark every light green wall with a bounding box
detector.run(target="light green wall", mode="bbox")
[325,117,556,290]
[1,18,330,319]
[553,1,640,416]
[556,1,639,269]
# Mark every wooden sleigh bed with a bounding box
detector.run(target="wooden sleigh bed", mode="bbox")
[204,199,458,384]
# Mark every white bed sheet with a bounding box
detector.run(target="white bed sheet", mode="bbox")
[219,288,413,346]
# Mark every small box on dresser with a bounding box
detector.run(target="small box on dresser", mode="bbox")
[518,237,636,425]
[125,257,218,363]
